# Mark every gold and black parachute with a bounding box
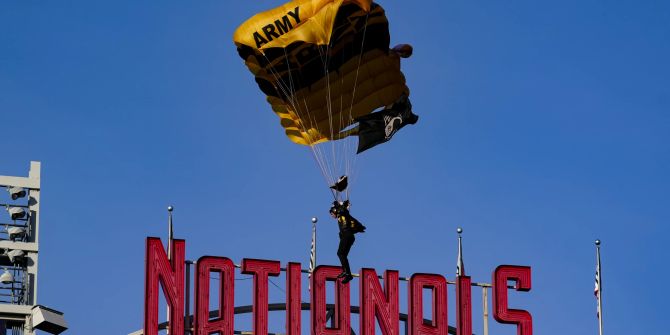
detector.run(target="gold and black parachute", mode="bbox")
[234,0,413,198]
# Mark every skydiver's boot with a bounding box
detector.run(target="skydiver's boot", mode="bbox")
[337,254,352,278]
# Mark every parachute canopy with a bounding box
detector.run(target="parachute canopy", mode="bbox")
[234,0,410,146]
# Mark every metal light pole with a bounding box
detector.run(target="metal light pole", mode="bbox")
[184,260,193,335]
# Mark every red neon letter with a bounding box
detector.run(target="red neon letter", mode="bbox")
[311,265,351,335]
[493,265,532,335]
[360,269,399,335]
[408,274,448,335]
[242,258,281,335]
[144,237,185,335]
[286,262,302,335]
[455,276,472,335]
[194,256,235,335]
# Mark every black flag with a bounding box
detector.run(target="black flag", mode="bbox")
[355,96,418,154]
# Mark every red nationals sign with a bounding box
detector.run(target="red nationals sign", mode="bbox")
[144,237,533,335]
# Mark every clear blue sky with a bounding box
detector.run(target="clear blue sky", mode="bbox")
[1,1,668,334]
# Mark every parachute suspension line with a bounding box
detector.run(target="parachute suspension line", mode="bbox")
[303,97,337,191]
[338,50,352,195]
[288,71,334,188]
[282,48,333,187]
[343,11,371,199]
[324,5,347,194]
[335,41,353,202]
[317,43,340,192]
[318,1,345,200]
[281,56,337,194]
[337,62,349,201]
[317,42,345,201]
[309,144,338,200]
[259,51,332,189]
[283,51,333,189]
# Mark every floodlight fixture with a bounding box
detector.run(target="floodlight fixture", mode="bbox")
[7,226,26,241]
[5,249,25,264]
[0,268,13,284]
[7,187,26,200]
[6,206,27,220]
[32,305,68,334]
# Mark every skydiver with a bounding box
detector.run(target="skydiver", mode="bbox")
[330,200,366,284]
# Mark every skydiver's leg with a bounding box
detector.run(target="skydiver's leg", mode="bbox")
[337,232,355,275]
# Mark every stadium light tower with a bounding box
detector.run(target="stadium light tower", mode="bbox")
[0,162,67,335]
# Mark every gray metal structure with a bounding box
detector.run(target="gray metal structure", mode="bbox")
[128,303,461,335]
[130,262,497,335]
[0,162,66,335]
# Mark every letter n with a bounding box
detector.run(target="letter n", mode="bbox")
[408,274,448,335]
[144,237,185,335]
[493,265,532,335]
[194,256,236,335]
[311,265,351,335]
[360,269,399,335]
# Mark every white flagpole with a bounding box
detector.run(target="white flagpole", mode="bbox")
[309,217,318,290]
[595,239,603,335]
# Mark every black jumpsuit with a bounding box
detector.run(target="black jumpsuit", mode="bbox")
[333,203,365,275]
[337,218,356,275]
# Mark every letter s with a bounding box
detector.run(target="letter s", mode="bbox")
[492,265,532,335]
